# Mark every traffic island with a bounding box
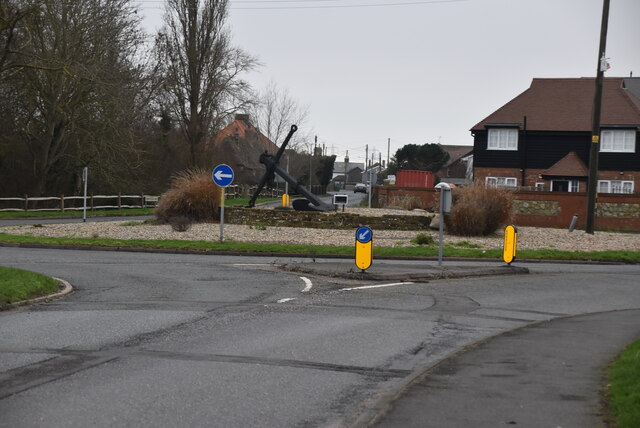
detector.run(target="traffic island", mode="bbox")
[279,261,529,282]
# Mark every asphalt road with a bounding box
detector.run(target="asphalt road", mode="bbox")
[1,247,639,427]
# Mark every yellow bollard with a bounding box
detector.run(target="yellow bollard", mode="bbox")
[282,193,290,207]
[503,224,518,265]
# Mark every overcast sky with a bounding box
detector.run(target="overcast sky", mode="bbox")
[139,0,640,164]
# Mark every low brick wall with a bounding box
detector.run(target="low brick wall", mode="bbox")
[374,186,640,232]
[225,207,432,230]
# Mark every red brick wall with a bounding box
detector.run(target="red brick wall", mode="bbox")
[375,186,640,232]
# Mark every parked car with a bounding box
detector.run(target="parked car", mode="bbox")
[354,183,367,193]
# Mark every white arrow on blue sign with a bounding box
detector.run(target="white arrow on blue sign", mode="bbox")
[212,164,234,187]
[355,226,372,244]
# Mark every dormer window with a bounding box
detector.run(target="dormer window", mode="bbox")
[600,129,636,153]
[487,128,518,150]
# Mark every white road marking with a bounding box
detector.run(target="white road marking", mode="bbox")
[277,298,297,303]
[300,277,313,293]
[340,282,415,292]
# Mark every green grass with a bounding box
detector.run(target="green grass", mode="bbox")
[0,232,637,263]
[608,338,640,428]
[0,266,59,308]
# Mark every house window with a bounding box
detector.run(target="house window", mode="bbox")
[535,182,545,191]
[600,129,636,153]
[487,128,518,151]
[598,180,634,194]
[486,176,517,188]
[551,180,579,192]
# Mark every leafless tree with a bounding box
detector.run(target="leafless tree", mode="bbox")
[1,0,150,195]
[155,0,257,167]
[250,81,313,151]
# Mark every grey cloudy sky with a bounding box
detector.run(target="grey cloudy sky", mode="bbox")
[140,0,640,164]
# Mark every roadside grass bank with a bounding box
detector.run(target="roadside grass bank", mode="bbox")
[606,338,640,428]
[0,233,638,263]
[0,198,279,219]
[0,266,59,309]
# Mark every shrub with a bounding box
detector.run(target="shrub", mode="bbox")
[445,185,513,236]
[155,169,222,223]
[411,232,435,245]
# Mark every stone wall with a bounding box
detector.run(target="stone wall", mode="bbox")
[225,207,432,230]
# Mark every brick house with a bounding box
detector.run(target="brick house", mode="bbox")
[471,77,640,194]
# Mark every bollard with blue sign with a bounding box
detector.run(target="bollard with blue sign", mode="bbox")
[355,226,373,271]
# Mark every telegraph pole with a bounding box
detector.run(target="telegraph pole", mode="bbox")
[586,0,610,234]
[387,138,390,169]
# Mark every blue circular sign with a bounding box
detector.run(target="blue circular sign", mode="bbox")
[355,226,373,244]
[212,164,234,187]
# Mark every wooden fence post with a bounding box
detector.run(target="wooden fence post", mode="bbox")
[60,195,64,212]
[90,194,94,210]
[140,193,144,209]
[117,193,121,209]
[24,194,28,211]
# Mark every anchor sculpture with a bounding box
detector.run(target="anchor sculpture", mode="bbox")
[247,125,334,212]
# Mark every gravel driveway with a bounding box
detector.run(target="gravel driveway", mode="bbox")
[1,207,638,251]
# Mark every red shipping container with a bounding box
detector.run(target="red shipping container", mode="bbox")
[396,170,435,188]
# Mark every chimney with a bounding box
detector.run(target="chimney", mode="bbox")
[235,114,250,123]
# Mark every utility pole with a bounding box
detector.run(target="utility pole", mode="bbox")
[365,144,369,170]
[387,138,390,169]
[586,0,610,234]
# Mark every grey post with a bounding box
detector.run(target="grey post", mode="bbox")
[82,167,88,222]
[435,183,452,266]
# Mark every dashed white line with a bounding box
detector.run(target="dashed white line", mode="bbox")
[340,282,415,292]
[277,298,297,303]
[300,276,313,293]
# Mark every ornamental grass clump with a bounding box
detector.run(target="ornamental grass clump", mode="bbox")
[445,185,513,236]
[155,169,221,223]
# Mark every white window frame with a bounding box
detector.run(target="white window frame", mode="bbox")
[535,182,545,191]
[551,179,579,192]
[486,176,517,188]
[600,129,636,153]
[487,128,518,151]
[598,180,634,194]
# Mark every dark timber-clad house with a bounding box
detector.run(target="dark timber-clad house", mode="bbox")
[471,77,640,194]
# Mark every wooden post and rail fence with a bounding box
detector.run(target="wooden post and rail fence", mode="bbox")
[0,185,287,213]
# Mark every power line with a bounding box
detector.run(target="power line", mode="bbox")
[135,0,467,11]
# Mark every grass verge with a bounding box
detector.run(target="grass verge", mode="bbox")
[607,338,640,428]
[0,233,637,263]
[0,266,59,308]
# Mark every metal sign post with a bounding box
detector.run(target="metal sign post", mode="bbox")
[435,183,452,266]
[82,167,88,223]
[355,226,373,272]
[212,164,235,242]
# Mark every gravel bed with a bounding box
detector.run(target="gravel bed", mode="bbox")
[1,207,638,251]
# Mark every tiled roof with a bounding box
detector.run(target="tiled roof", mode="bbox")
[541,151,589,177]
[212,116,278,152]
[471,77,640,132]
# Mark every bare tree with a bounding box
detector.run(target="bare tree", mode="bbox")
[156,0,257,167]
[1,0,150,195]
[250,81,312,150]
